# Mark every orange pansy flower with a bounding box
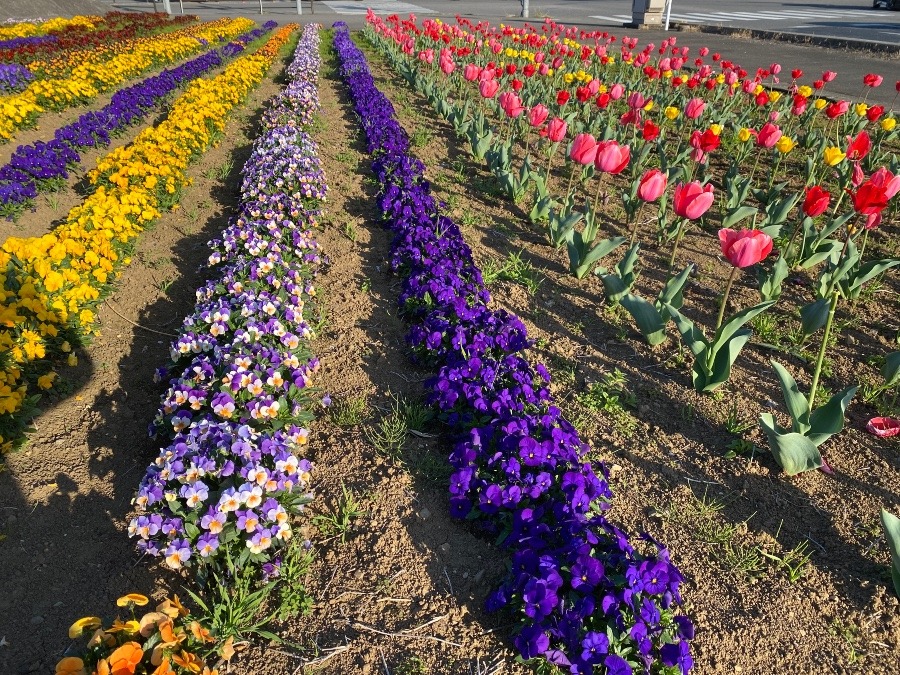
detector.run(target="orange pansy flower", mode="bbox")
[108,642,144,675]
[55,657,86,675]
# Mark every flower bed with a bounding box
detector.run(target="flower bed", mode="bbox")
[131,22,326,582]
[333,23,693,673]
[0,25,297,454]
[0,17,253,143]
[0,21,278,220]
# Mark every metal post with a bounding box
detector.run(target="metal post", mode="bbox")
[162,0,172,15]
[297,0,302,15]
[178,0,184,14]
[521,0,529,18]
[664,0,673,30]
[259,0,264,14]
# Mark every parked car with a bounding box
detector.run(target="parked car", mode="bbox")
[873,0,899,9]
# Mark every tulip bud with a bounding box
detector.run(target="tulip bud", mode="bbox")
[673,181,714,220]
[637,169,667,202]
[719,228,774,268]
[569,133,599,165]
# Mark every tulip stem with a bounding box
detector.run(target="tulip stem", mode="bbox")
[592,174,605,215]
[545,145,557,190]
[629,203,645,246]
[668,219,686,271]
[808,291,840,411]
[715,266,739,334]
[565,163,579,199]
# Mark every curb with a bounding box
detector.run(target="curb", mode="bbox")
[671,22,900,57]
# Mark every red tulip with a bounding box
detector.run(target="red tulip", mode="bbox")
[845,131,871,162]
[545,117,567,142]
[718,228,774,268]
[754,91,769,107]
[851,180,889,215]
[556,90,570,106]
[871,167,900,200]
[802,186,831,217]
[528,104,549,127]
[673,181,714,220]
[863,73,883,87]
[791,68,803,79]
[570,133,599,165]
[813,79,824,90]
[690,128,720,153]
[822,70,837,82]
[594,140,630,174]
[479,79,499,99]
[637,168,667,202]
[641,119,660,141]
[866,417,900,438]
[825,100,849,119]
[685,97,705,119]
[866,105,885,122]
[756,122,782,148]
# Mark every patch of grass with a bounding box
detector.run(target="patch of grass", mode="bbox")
[724,437,755,459]
[217,157,234,182]
[330,394,369,427]
[156,278,175,294]
[829,618,865,664]
[365,401,408,461]
[313,483,365,543]
[413,449,453,484]
[720,540,766,576]
[394,396,432,433]
[395,657,429,675]
[575,369,637,437]
[723,400,754,435]
[486,249,541,294]
[410,126,432,148]
[759,540,813,583]
[45,191,62,211]
[458,208,479,229]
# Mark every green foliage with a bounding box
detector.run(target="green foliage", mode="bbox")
[365,400,409,461]
[330,394,369,427]
[881,509,900,599]
[575,369,637,436]
[313,483,366,543]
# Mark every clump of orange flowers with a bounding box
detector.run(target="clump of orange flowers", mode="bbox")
[58,593,233,675]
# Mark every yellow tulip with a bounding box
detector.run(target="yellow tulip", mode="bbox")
[855,102,868,117]
[737,128,753,143]
[823,147,846,166]
[881,117,896,131]
[814,98,827,110]
[664,106,679,120]
[775,136,796,153]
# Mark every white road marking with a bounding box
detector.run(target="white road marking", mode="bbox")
[322,0,434,15]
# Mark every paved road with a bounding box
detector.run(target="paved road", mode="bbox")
[121,0,900,43]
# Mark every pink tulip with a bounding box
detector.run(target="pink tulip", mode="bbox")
[534,51,545,63]
[594,140,631,174]
[538,63,550,76]
[587,79,600,95]
[478,68,495,83]
[871,167,900,200]
[570,133,599,165]
[718,228,773,268]
[546,117,567,142]
[440,56,455,76]
[637,168,667,202]
[742,79,756,94]
[673,181,714,220]
[724,71,738,86]
[479,79,499,99]
[627,91,647,109]
[756,122,782,148]
[684,97,705,119]
[463,63,481,81]
[609,83,625,100]
[499,92,526,118]
[528,104,549,128]
[822,70,837,82]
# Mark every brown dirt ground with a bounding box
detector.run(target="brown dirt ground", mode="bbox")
[1,26,898,675]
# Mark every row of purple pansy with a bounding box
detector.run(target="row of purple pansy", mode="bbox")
[332,23,693,675]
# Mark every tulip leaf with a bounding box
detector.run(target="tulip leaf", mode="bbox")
[770,360,810,434]
[578,236,626,277]
[759,413,823,475]
[656,266,691,314]
[721,205,758,229]
[822,212,854,239]
[621,293,668,346]
[880,509,900,598]
[702,329,751,392]
[798,240,842,270]
[881,351,900,388]
[666,304,709,357]
[600,272,629,303]
[758,256,789,302]
[847,258,900,294]
[800,297,831,336]
[711,300,776,356]
[807,385,857,447]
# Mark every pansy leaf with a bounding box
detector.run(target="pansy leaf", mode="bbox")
[759,413,823,475]
[770,360,810,434]
[807,385,857,447]
[880,509,900,598]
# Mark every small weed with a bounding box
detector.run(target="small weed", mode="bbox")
[45,191,62,211]
[184,207,200,223]
[413,449,453,484]
[360,277,372,294]
[547,352,576,385]
[411,127,432,148]
[365,403,408,461]
[330,394,368,427]
[313,483,365,543]
[829,618,865,664]
[723,400,754,435]
[575,369,637,437]
[719,540,766,576]
[443,192,460,210]
[479,250,541,294]
[724,438,755,459]
[396,657,429,675]
[565,320,585,336]
[342,220,357,242]
[760,540,813,583]
[336,150,356,165]
[217,157,234,181]
[198,199,212,209]
[156,278,175,294]
[812,383,833,408]
[394,396,432,432]
[680,403,695,423]
[458,208,479,229]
